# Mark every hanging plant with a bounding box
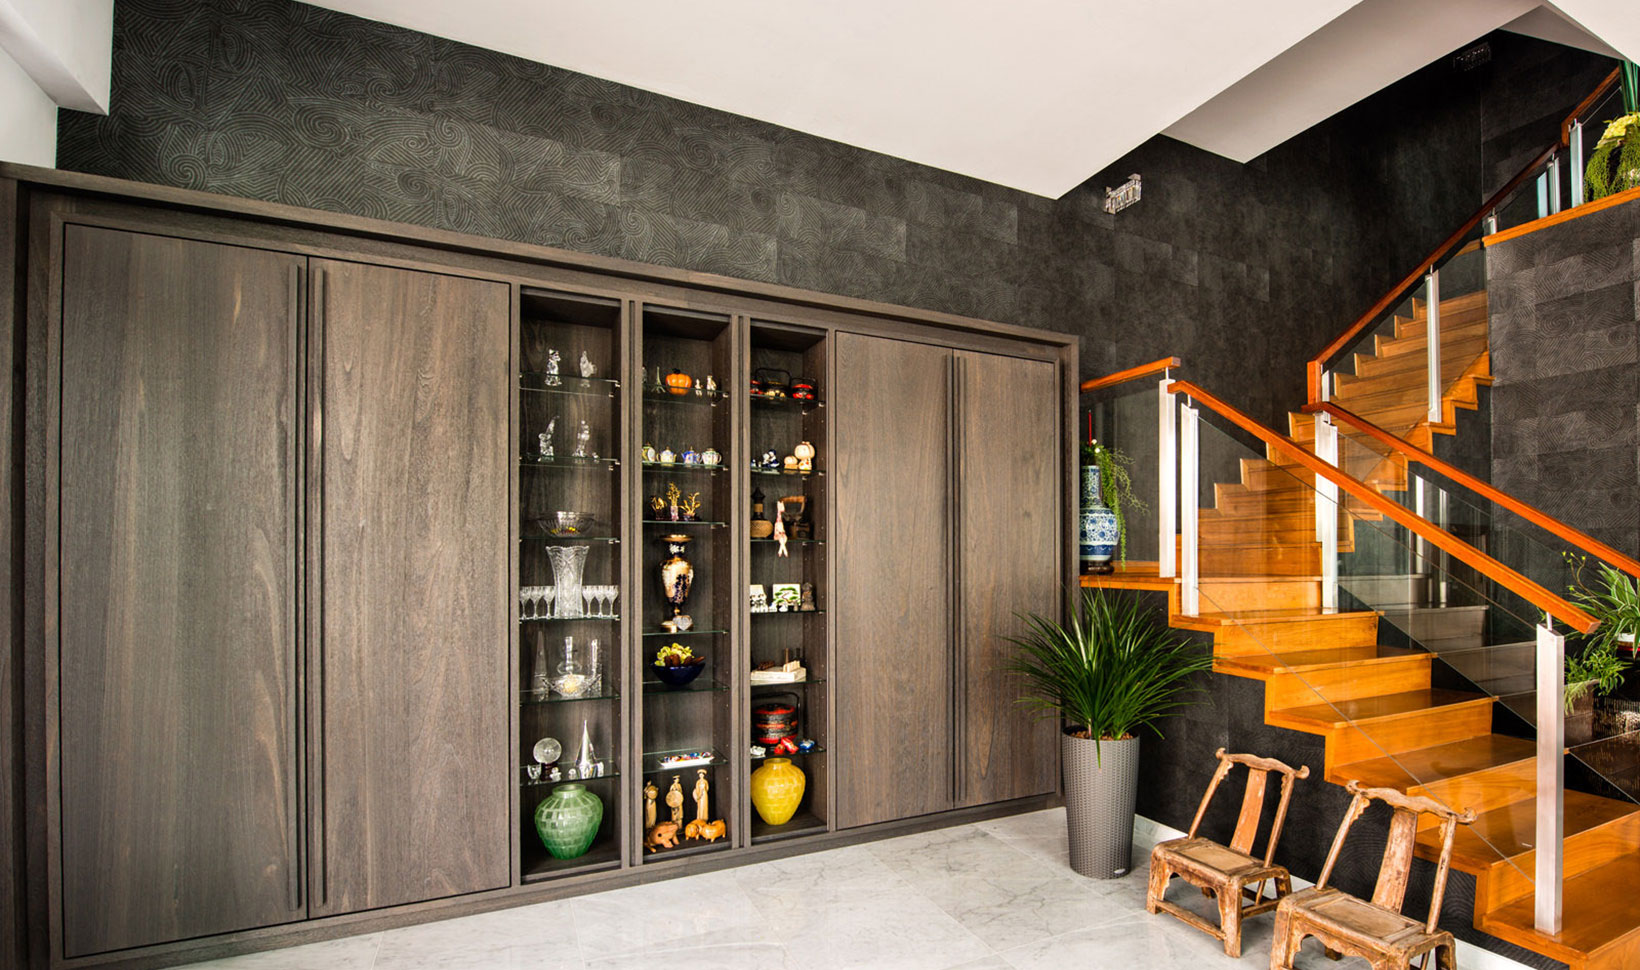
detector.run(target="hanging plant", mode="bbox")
[1080,441,1146,562]
[1586,61,1640,201]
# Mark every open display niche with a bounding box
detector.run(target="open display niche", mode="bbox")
[637,305,738,861]
[517,288,627,881]
[746,322,831,843]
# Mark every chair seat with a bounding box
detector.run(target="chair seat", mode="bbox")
[1284,886,1443,948]
[1155,837,1274,880]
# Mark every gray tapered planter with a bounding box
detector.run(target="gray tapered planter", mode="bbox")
[1063,732,1140,879]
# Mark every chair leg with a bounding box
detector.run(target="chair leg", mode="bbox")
[1145,861,1170,915]
[1219,879,1244,958]
[1268,907,1295,970]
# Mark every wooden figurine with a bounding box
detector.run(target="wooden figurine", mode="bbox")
[643,780,658,829]
[666,774,684,825]
[1270,781,1476,970]
[643,821,680,852]
[685,818,726,842]
[1146,748,1310,958]
[693,768,710,822]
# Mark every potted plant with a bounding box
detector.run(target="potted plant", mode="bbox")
[1005,588,1209,879]
[1079,440,1145,573]
[1563,554,1637,742]
[1585,61,1640,201]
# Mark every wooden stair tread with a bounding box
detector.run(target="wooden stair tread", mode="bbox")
[1273,689,1488,729]
[1479,853,1640,964]
[1218,645,1424,674]
[1192,607,1378,624]
[1334,735,1535,790]
[1434,790,1640,870]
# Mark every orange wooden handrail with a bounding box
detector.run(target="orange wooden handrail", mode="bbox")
[1310,402,1640,580]
[1306,68,1621,405]
[1169,380,1599,634]
[1080,356,1182,394]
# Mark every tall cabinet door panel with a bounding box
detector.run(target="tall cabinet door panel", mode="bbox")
[834,334,953,828]
[955,351,1062,808]
[58,227,304,955]
[311,260,510,915]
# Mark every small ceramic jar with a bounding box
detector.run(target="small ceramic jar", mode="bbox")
[682,448,700,465]
[701,448,722,467]
[641,442,658,463]
[659,448,677,464]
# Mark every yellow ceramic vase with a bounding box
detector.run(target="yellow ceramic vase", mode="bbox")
[750,757,806,825]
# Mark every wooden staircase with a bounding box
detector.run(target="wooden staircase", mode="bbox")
[1090,289,1640,969]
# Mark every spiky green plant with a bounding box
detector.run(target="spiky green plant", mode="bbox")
[1563,552,1637,705]
[1003,589,1209,754]
[1081,441,1146,562]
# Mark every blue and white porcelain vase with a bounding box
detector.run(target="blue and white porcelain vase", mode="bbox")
[1080,462,1119,574]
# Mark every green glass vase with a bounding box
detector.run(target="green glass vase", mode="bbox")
[533,783,603,859]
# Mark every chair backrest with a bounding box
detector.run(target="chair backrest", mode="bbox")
[1316,781,1478,933]
[1186,747,1311,867]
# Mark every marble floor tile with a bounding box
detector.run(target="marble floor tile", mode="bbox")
[174,933,382,970]
[568,867,763,957]
[372,900,583,970]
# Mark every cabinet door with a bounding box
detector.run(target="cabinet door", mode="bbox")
[955,351,1062,807]
[833,334,953,827]
[58,228,303,955]
[311,260,510,915]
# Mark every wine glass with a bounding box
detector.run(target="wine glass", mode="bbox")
[520,586,538,620]
[605,585,619,619]
[542,586,556,619]
[583,586,596,617]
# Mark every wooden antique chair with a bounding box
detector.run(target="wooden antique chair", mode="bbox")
[1146,748,1311,957]
[1270,780,1477,970]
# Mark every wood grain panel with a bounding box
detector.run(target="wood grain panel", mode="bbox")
[954,351,1059,807]
[58,227,303,954]
[833,333,952,827]
[311,259,510,915]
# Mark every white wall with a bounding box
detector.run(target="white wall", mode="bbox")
[0,44,56,167]
[0,0,112,112]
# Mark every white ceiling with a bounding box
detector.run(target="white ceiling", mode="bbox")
[308,0,1633,199]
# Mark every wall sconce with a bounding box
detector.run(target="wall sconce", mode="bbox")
[1104,174,1141,214]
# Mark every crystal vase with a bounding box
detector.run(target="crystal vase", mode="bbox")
[545,545,589,618]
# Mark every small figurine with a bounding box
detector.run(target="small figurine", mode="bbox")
[642,442,658,463]
[525,764,542,782]
[538,417,556,459]
[682,448,700,465]
[705,375,718,394]
[693,379,703,396]
[685,818,726,842]
[572,420,592,459]
[800,582,817,612]
[749,585,768,613]
[660,447,677,464]
[579,350,595,378]
[794,441,816,472]
[759,450,781,471]
[773,499,789,557]
[782,455,799,472]
[680,491,702,521]
[644,821,680,852]
[543,349,561,386]
[644,780,659,829]
[749,744,767,758]
[701,447,721,467]
[693,768,710,822]
[575,719,596,780]
[548,766,561,782]
[666,775,685,825]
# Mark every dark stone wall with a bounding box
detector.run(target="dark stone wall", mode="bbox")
[1486,197,1640,559]
[54,0,1611,430]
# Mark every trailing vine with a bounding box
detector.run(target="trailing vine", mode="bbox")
[1081,441,1147,563]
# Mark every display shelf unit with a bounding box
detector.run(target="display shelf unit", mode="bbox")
[744,320,833,847]
[516,287,629,883]
[634,304,740,863]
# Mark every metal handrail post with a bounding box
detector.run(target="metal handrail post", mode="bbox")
[1158,375,1177,579]
[1180,402,1200,616]
[1535,617,1565,935]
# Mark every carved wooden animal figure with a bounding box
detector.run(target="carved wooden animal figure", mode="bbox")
[643,822,680,852]
[684,818,726,842]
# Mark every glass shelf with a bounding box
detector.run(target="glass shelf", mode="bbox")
[750,537,824,545]
[642,747,727,773]
[641,627,728,638]
[522,614,623,624]
[520,455,619,469]
[519,374,620,397]
[643,461,727,475]
[642,385,730,407]
[521,534,620,544]
[749,677,826,689]
[750,744,826,761]
[519,688,620,706]
[750,609,825,617]
[519,765,620,789]
[641,678,730,695]
[642,519,726,528]
[749,393,823,411]
[750,468,823,479]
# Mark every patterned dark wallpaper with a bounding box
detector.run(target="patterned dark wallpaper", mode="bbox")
[1487,200,1640,558]
[54,0,1609,429]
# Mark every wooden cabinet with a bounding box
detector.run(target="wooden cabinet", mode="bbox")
[308,260,512,915]
[57,228,305,955]
[954,351,1062,807]
[834,334,955,828]
[834,337,1062,827]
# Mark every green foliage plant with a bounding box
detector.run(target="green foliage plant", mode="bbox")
[1562,553,1637,705]
[1004,588,1209,755]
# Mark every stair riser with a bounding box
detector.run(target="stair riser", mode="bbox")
[1476,814,1640,914]
[1194,580,1320,613]
[1410,757,1537,826]
[1265,656,1433,711]
[1324,701,1494,773]
[1214,614,1382,658]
